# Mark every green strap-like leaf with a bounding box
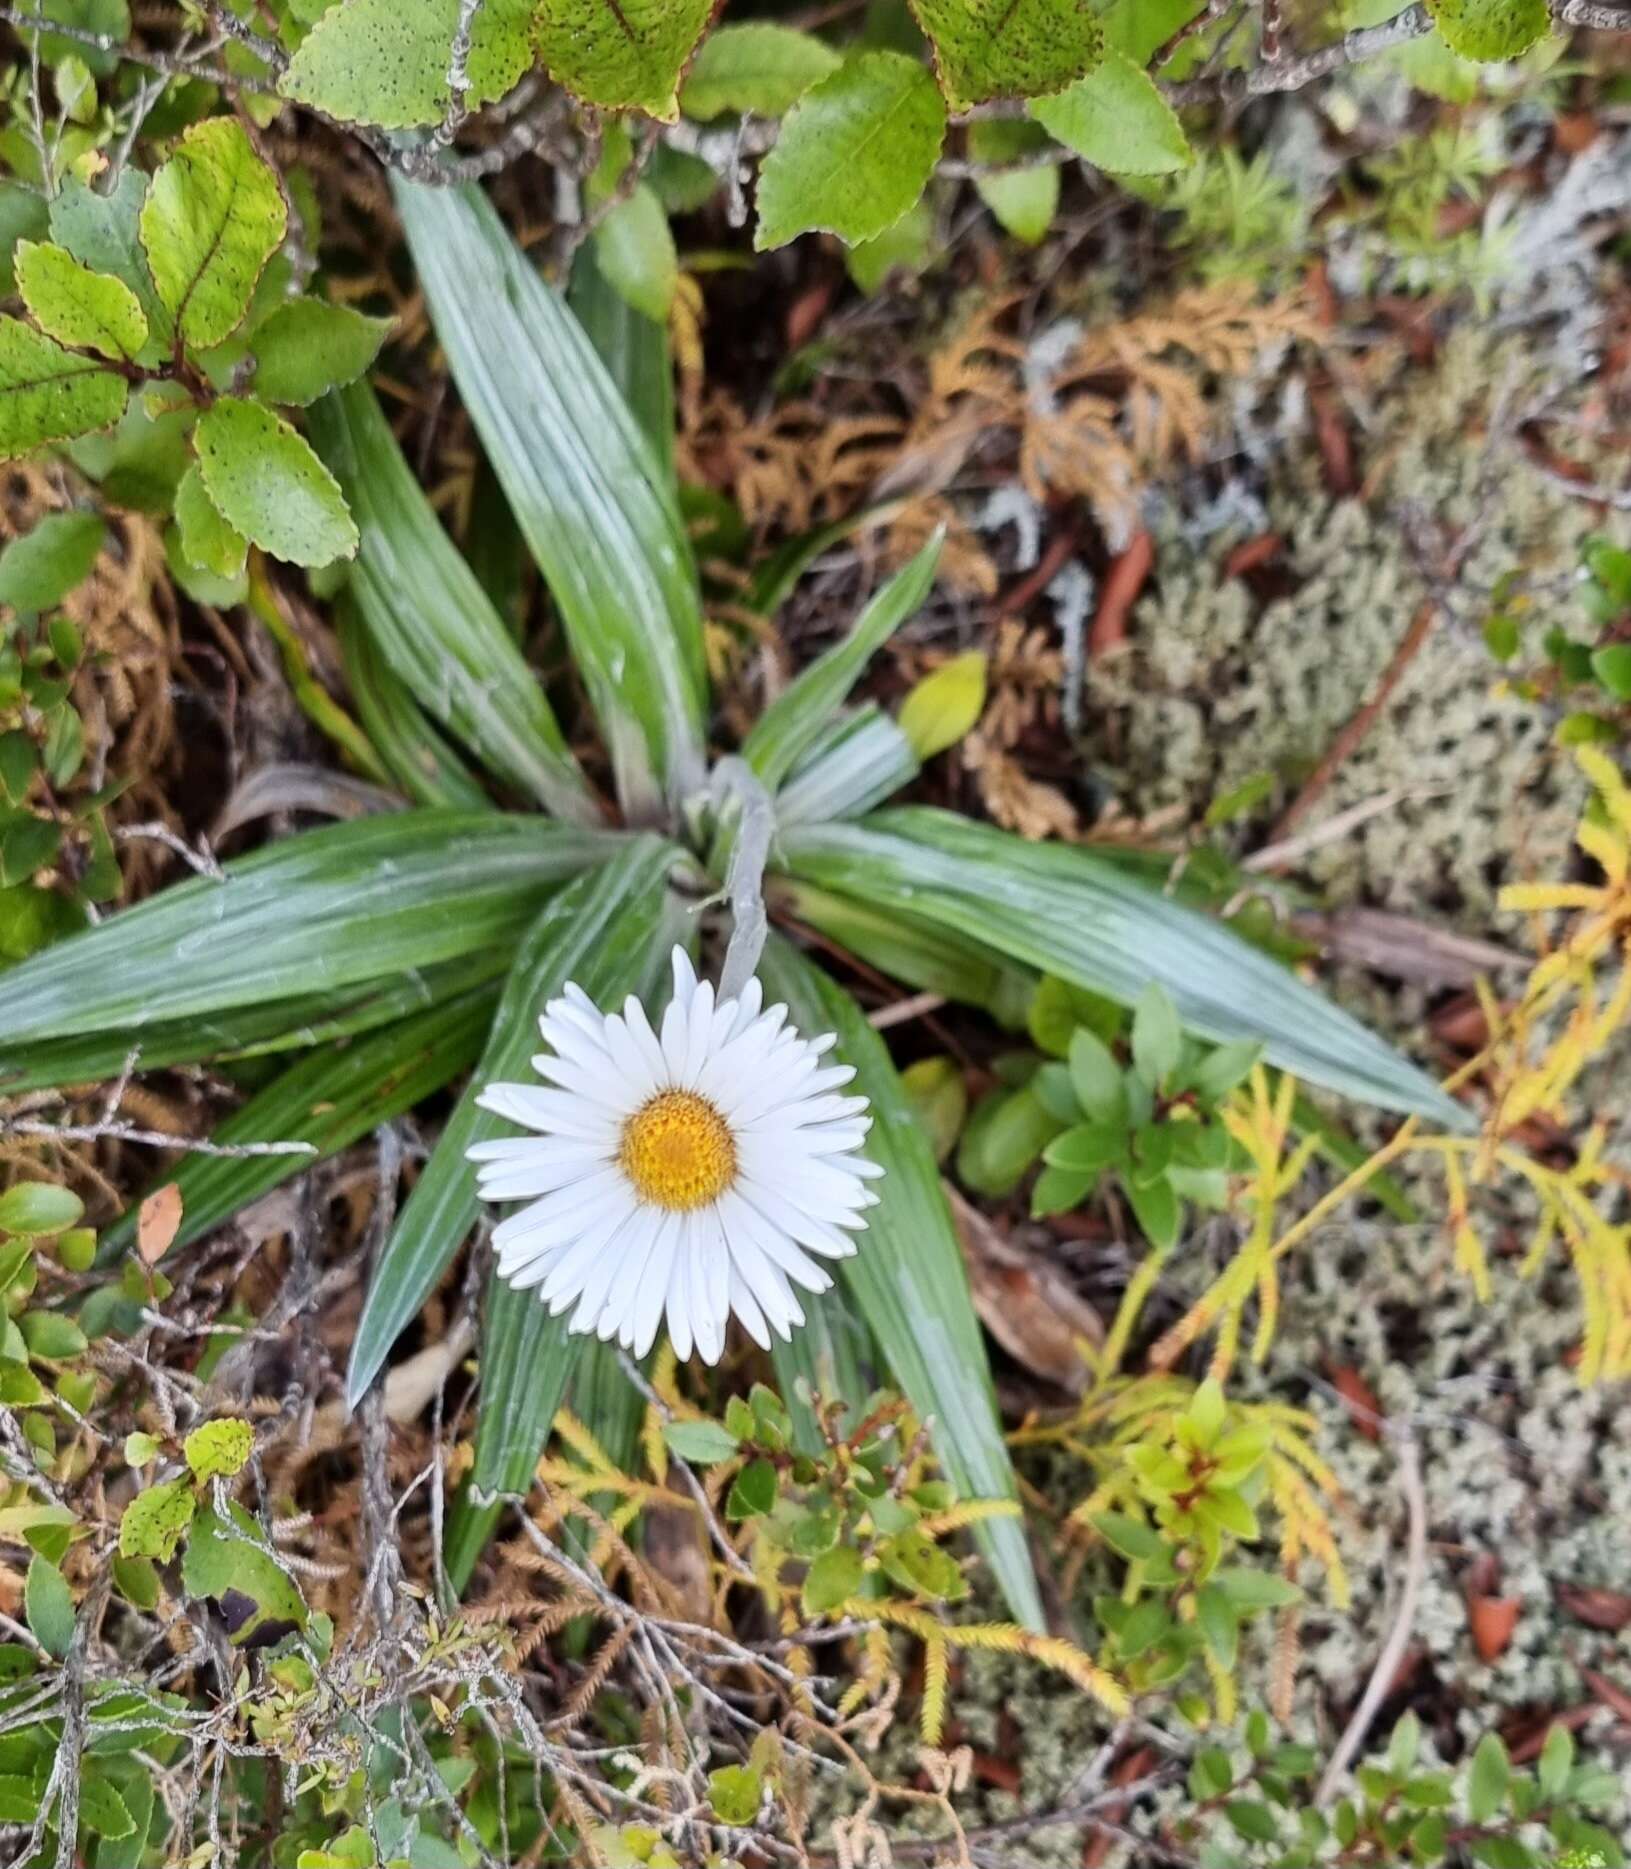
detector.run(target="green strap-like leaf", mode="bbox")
[336,597,490,811]
[445,873,683,1590]
[775,705,920,825]
[769,1284,872,1457]
[780,811,1470,1128]
[347,835,683,1404]
[566,240,676,488]
[0,953,509,1095]
[394,179,707,819]
[757,935,1044,1631]
[309,384,597,821]
[0,811,617,1043]
[744,534,941,791]
[99,988,499,1262]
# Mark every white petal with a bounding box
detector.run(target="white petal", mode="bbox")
[665,1236,694,1362]
[630,1214,679,1357]
[729,1267,772,1350]
[621,994,670,1083]
[476,1084,621,1142]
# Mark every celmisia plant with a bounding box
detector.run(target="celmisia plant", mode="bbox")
[0,178,1466,1622]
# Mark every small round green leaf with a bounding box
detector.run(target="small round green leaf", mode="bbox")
[1426,0,1548,62]
[0,316,128,460]
[183,1417,254,1483]
[25,1554,74,1659]
[0,1181,84,1236]
[249,296,393,408]
[118,1479,197,1562]
[910,0,1104,110]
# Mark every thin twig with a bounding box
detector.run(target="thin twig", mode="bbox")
[0,1117,317,1157]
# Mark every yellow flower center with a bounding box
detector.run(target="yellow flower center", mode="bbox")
[619,1090,737,1211]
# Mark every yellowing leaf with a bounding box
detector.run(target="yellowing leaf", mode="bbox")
[536,0,715,119]
[119,1479,197,1562]
[14,239,148,360]
[0,316,127,460]
[909,0,1104,109]
[1426,0,1548,62]
[139,118,287,351]
[184,1416,254,1483]
[899,651,987,759]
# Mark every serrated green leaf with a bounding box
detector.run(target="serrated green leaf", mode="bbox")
[21,1311,86,1358]
[346,838,680,1404]
[1426,0,1548,62]
[194,396,357,568]
[395,180,707,816]
[310,382,593,819]
[281,0,534,128]
[14,240,147,360]
[79,1773,135,1840]
[778,811,1470,1126]
[118,1480,195,1562]
[173,461,247,582]
[1535,1721,1572,1799]
[536,0,713,118]
[755,52,947,251]
[139,118,287,351]
[0,508,103,614]
[682,23,841,119]
[0,317,128,460]
[758,936,1043,1633]
[1031,48,1192,175]
[250,297,391,406]
[25,1554,74,1659]
[746,536,941,789]
[909,0,1104,109]
[47,169,170,346]
[846,197,936,293]
[0,811,610,1046]
[969,120,1059,245]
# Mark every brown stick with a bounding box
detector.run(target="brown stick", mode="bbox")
[1271,597,1436,839]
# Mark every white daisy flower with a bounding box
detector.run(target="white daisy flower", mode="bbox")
[467,946,882,1365]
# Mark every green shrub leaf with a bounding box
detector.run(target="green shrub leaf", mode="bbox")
[250,297,391,406]
[281,0,534,129]
[119,1480,196,1562]
[1467,1732,1511,1822]
[909,0,1104,109]
[0,1181,84,1235]
[1031,48,1193,175]
[183,1418,254,1483]
[25,1554,74,1659]
[195,396,358,567]
[139,118,287,351]
[173,461,247,582]
[663,1419,741,1464]
[0,510,104,614]
[181,1503,307,1643]
[0,317,128,459]
[536,0,714,118]
[589,182,678,325]
[899,650,987,759]
[48,169,170,345]
[682,23,841,119]
[1426,0,1548,62]
[755,52,947,251]
[14,240,147,360]
[969,120,1060,245]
